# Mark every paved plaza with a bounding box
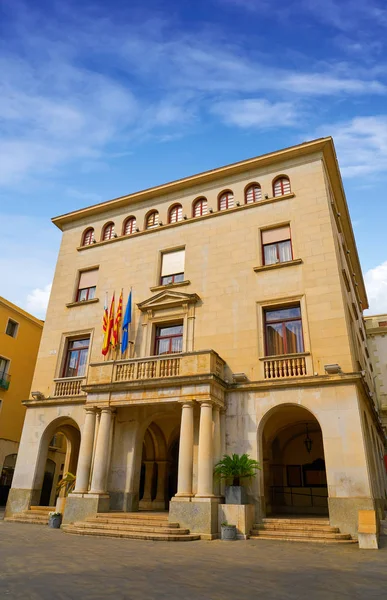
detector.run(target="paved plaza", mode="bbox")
[1,522,387,599]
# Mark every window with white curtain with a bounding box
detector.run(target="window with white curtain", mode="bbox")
[262,226,292,265]
[76,269,98,302]
[160,249,185,285]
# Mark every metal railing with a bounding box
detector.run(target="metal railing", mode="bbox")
[270,485,328,508]
[0,371,10,390]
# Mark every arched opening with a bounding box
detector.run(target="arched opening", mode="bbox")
[33,418,81,508]
[260,404,328,517]
[0,453,17,505]
[138,421,179,510]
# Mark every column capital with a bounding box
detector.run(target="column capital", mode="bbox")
[100,406,115,414]
[178,399,196,407]
[84,406,97,415]
[196,398,214,407]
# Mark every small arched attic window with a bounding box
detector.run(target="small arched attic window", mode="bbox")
[146,210,159,229]
[245,183,262,204]
[218,190,234,211]
[273,176,291,197]
[102,222,115,241]
[193,197,208,217]
[82,228,94,246]
[168,204,183,224]
[123,216,136,235]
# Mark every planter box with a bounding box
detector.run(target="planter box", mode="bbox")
[218,504,255,540]
[225,486,247,505]
[221,525,237,540]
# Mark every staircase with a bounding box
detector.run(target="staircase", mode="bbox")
[62,512,200,541]
[5,506,54,525]
[250,517,356,544]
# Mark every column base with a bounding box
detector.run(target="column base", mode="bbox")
[169,496,222,537]
[218,504,255,540]
[5,488,41,518]
[63,493,110,525]
[358,533,379,549]
[328,497,375,537]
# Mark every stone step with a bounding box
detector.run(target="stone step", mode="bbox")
[5,516,48,525]
[62,525,200,542]
[30,506,55,513]
[96,512,169,521]
[254,523,340,533]
[250,533,357,544]
[250,529,351,540]
[263,518,330,526]
[74,521,190,534]
[89,517,180,528]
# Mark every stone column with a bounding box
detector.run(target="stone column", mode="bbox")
[154,460,167,507]
[90,408,113,494]
[142,461,154,502]
[213,405,221,496]
[74,407,97,493]
[176,402,194,497]
[196,401,214,497]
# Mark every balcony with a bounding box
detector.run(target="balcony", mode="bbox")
[262,354,309,380]
[53,377,86,397]
[86,350,226,388]
[0,371,10,390]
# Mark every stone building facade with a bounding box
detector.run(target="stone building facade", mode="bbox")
[365,315,387,440]
[6,137,387,537]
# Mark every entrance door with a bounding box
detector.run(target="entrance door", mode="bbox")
[40,459,56,506]
[261,405,328,516]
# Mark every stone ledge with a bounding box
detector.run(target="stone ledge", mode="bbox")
[150,280,191,292]
[253,258,303,273]
[66,298,100,308]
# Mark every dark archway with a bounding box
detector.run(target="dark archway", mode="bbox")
[261,404,328,516]
[0,454,17,506]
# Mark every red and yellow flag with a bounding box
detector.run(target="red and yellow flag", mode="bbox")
[102,293,115,356]
[102,292,108,333]
[112,290,123,350]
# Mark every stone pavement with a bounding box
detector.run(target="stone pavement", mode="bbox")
[1,521,387,600]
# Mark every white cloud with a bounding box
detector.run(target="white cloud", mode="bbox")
[322,116,387,177]
[212,99,298,128]
[0,214,59,318]
[364,261,387,314]
[26,284,52,319]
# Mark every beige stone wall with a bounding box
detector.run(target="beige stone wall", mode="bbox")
[365,316,387,418]
[31,151,362,395]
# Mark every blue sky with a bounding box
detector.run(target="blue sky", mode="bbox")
[1,0,387,317]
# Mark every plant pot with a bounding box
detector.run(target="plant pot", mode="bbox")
[221,525,237,540]
[225,486,247,505]
[48,515,62,529]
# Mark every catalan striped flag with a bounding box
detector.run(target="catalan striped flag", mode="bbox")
[102,292,108,333]
[102,293,115,356]
[112,290,123,349]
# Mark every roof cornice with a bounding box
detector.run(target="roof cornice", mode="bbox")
[0,296,44,327]
[52,137,331,229]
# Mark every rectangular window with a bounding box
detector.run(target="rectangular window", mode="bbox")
[6,319,18,338]
[0,357,10,390]
[76,269,98,302]
[264,305,304,356]
[160,249,185,285]
[154,324,183,355]
[262,226,292,265]
[62,338,90,378]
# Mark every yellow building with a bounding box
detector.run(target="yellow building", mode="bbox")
[0,297,43,505]
[5,137,387,541]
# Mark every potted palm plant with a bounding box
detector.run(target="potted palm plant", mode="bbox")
[214,453,260,504]
[55,472,76,514]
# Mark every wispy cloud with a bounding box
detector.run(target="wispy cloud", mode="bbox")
[212,99,298,128]
[26,284,52,319]
[1,1,386,188]
[364,260,387,314]
[320,116,387,177]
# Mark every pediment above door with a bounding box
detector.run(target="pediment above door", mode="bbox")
[137,290,201,312]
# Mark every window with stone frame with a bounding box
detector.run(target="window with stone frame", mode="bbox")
[160,249,185,285]
[154,323,183,355]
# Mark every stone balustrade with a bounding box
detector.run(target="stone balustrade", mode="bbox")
[53,377,86,397]
[263,354,307,379]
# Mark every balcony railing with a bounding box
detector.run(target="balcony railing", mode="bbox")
[263,354,307,379]
[87,350,226,387]
[0,371,10,390]
[53,377,86,397]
